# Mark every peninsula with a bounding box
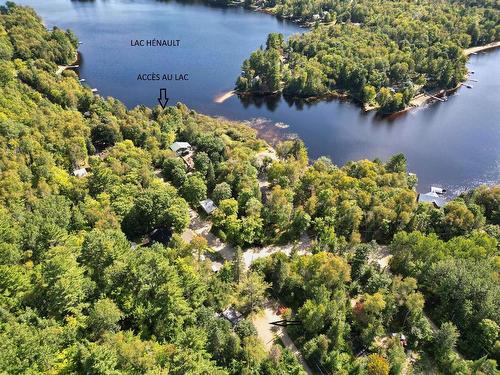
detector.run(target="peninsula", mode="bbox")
[234,0,499,114]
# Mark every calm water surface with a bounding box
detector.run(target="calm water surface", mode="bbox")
[14,0,500,192]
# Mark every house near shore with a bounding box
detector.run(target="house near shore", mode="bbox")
[418,191,445,208]
[170,141,195,169]
[170,141,192,155]
[200,199,217,214]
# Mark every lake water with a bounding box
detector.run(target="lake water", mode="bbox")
[14,0,500,193]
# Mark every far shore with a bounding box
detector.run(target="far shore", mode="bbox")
[228,4,500,116]
[230,38,498,116]
[364,41,500,114]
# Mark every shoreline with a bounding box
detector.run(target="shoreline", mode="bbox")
[463,41,500,56]
[36,5,498,198]
[233,89,348,103]
[394,43,500,114]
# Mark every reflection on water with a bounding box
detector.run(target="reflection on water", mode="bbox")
[237,93,345,112]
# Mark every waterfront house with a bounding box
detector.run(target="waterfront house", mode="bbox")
[430,186,446,194]
[418,191,445,208]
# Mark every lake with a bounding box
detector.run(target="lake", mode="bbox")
[14,0,500,193]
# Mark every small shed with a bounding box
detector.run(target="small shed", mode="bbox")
[200,199,217,214]
[418,192,445,208]
[221,307,243,325]
[73,167,88,178]
[170,141,192,155]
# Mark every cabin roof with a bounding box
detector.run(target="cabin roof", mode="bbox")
[211,262,223,273]
[170,141,191,153]
[418,192,445,208]
[200,199,217,214]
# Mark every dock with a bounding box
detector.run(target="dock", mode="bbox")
[56,64,80,75]
[425,92,447,102]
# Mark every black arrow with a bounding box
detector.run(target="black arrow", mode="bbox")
[269,319,302,327]
[158,88,169,109]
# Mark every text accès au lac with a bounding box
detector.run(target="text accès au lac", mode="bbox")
[137,73,189,81]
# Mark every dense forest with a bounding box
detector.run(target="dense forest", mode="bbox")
[235,0,499,112]
[0,3,499,374]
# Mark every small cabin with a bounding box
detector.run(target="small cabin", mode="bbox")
[170,141,192,156]
[200,199,217,215]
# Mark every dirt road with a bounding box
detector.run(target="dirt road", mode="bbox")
[252,302,314,375]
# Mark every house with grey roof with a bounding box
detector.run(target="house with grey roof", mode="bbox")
[169,141,192,155]
[200,199,217,214]
[418,191,445,208]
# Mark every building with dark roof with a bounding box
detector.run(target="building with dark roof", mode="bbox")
[147,228,172,246]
